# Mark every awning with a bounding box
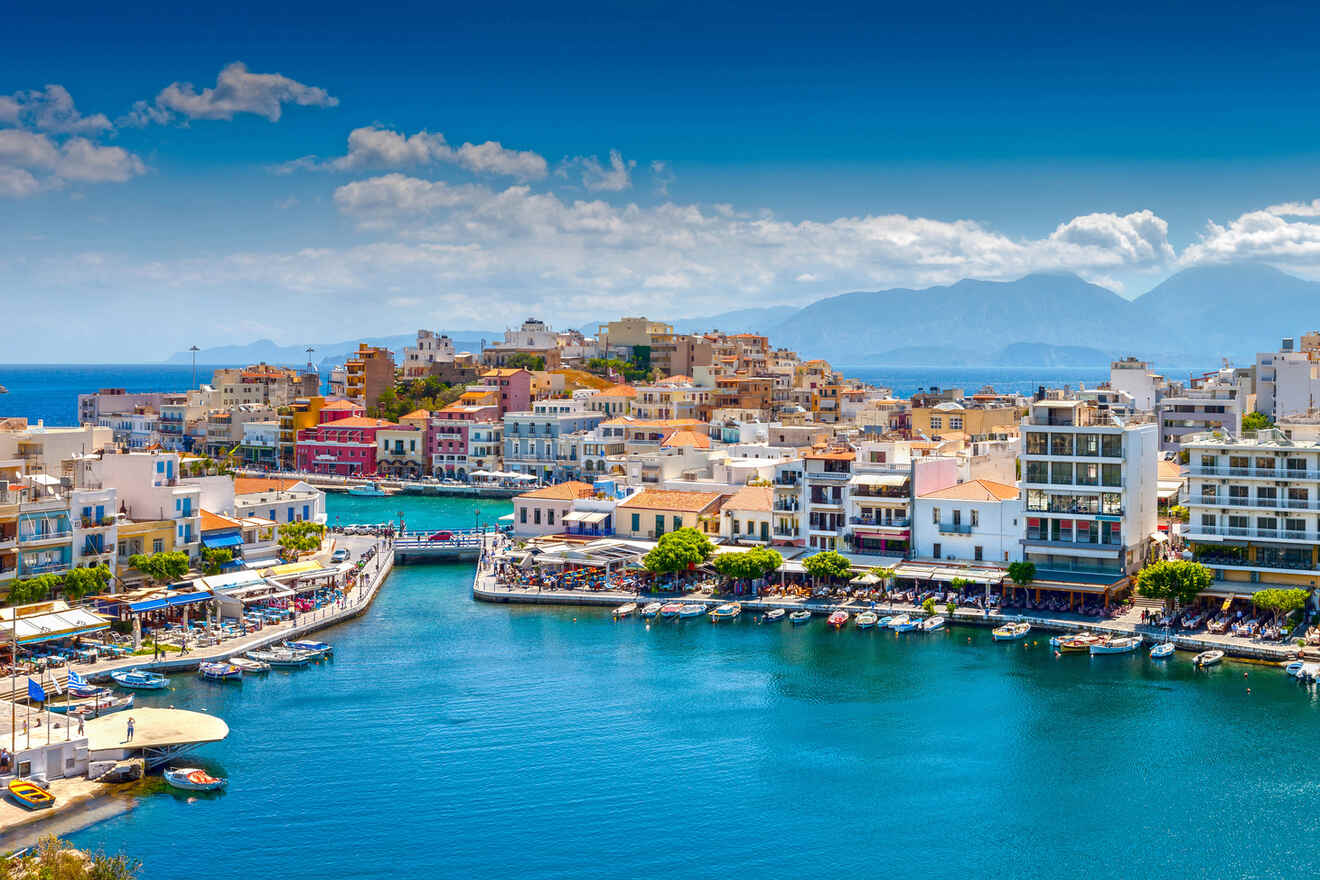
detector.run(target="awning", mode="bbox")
[202,533,243,549]
[0,608,112,645]
[561,511,591,523]
[1157,484,1182,500]
[498,513,516,522]
[851,473,909,487]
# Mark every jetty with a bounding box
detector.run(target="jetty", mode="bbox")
[84,708,228,769]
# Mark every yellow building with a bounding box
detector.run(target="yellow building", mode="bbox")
[910,403,1020,440]
[616,489,726,539]
[115,520,177,584]
[279,395,327,468]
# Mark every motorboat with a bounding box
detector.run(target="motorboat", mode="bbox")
[641,602,663,618]
[789,609,812,625]
[1048,633,1076,649]
[348,483,388,497]
[1194,650,1225,668]
[229,656,269,673]
[7,779,54,810]
[992,622,1031,642]
[827,610,849,628]
[613,602,638,619]
[1149,642,1175,659]
[710,602,742,621]
[66,693,134,720]
[763,608,786,623]
[49,686,113,707]
[890,615,919,632]
[198,662,243,681]
[286,640,333,657]
[677,604,706,619]
[855,611,878,629]
[1057,633,1102,653]
[1090,636,1142,655]
[1285,659,1306,677]
[110,669,168,689]
[659,603,684,619]
[163,767,227,792]
[66,671,104,698]
[247,648,312,668]
[921,616,946,632]
[877,616,893,627]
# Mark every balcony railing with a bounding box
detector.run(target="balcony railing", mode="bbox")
[806,470,852,482]
[1024,533,1122,548]
[1195,495,1320,512]
[1191,466,1320,480]
[850,517,910,529]
[1185,525,1313,542]
[772,502,800,512]
[19,529,73,543]
[937,522,974,534]
[1194,551,1316,572]
[22,560,70,575]
[773,527,800,537]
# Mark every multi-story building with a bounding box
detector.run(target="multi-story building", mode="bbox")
[376,424,427,479]
[70,486,119,570]
[912,480,1022,564]
[911,401,1019,440]
[596,317,674,356]
[294,416,397,476]
[0,459,22,583]
[1255,336,1320,420]
[585,384,636,417]
[233,477,327,527]
[615,489,726,540]
[240,420,281,468]
[95,450,202,561]
[802,449,853,552]
[1183,429,1320,595]
[210,364,318,409]
[1156,385,1246,453]
[1019,400,1158,596]
[77,389,168,426]
[1108,357,1165,411]
[466,422,504,477]
[651,333,714,378]
[16,489,75,578]
[98,407,160,450]
[278,395,328,469]
[158,390,210,452]
[402,330,456,378]
[0,420,113,479]
[204,404,277,459]
[482,318,563,369]
[345,344,397,413]
[502,402,605,482]
[481,368,535,415]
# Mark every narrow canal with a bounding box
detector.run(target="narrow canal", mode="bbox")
[69,494,1320,878]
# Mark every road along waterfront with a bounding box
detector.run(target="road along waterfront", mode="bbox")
[58,494,1320,879]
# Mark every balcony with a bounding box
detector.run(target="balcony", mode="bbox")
[21,560,70,575]
[772,501,800,512]
[1195,495,1320,512]
[18,528,73,544]
[773,527,800,538]
[1194,550,1317,573]
[1024,533,1122,550]
[1191,466,1320,480]
[937,522,975,534]
[773,477,801,488]
[1186,525,1314,542]
[850,517,910,529]
[806,470,852,483]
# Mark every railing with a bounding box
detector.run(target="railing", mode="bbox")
[1026,504,1124,517]
[1186,526,1313,542]
[772,528,800,538]
[18,528,73,543]
[1195,553,1316,572]
[772,502,800,512]
[1196,495,1320,512]
[21,560,70,575]
[1191,466,1320,480]
[1024,534,1122,549]
[850,517,910,528]
[806,470,851,482]
[772,478,801,488]
[937,523,974,534]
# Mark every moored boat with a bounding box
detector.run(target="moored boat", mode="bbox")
[7,779,54,810]
[710,602,742,621]
[1285,659,1306,677]
[992,621,1031,642]
[163,767,227,791]
[921,615,945,632]
[48,686,113,709]
[229,657,269,673]
[641,602,663,618]
[247,648,311,668]
[677,603,706,619]
[877,616,893,627]
[348,483,388,497]
[198,661,243,681]
[1194,649,1224,668]
[613,602,637,619]
[855,611,878,629]
[890,614,919,632]
[1149,642,1175,659]
[1057,633,1101,653]
[1090,636,1142,655]
[763,608,786,623]
[110,668,168,689]
[66,693,134,720]
[827,610,849,628]
[659,602,684,619]
[286,640,333,657]
[789,609,812,625]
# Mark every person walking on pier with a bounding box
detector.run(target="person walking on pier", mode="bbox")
[125,716,135,743]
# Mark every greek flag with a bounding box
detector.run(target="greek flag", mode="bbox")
[27,678,46,703]
[68,670,87,689]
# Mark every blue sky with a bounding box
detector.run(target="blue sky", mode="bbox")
[7,0,1320,360]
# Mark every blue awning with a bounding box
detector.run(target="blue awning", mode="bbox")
[202,533,243,549]
[121,592,213,614]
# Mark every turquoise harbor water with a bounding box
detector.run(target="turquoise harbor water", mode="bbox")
[67,495,1320,878]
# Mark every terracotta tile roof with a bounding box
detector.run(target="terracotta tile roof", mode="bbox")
[401,409,431,420]
[723,485,772,513]
[656,375,692,386]
[618,489,726,512]
[233,477,302,495]
[1157,459,1185,481]
[517,481,597,501]
[660,429,711,449]
[322,416,400,429]
[199,509,242,532]
[918,479,1020,502]
[805,450,855,461]
[320,399,363,411]
[594,384,638,398]
[482,368,529,378]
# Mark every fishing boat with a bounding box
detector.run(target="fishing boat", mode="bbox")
[66,693,134,720]
[348,482,388,497]
[286,640,333,657]
[1194,649,1225,668]
[1048,633,1073,649]
[163,767,227,792]
[659,602,684,619]
[677,603,706,619]
[1057,633,1101,653]
[48,686,113,708]
[876,616,893,627]
[1149,641,1175,659]
[198,661,243,681]
[992,621,1031,641]
[921,616,946,632]
[827,610,849,628]
[1090,636,1142,655]
[613,602,638,619]
[641,602,663,618]
[1285,659,1306,677]
[66,671,103,698]
[247,648,311,668]
[7,779,54,810]
[110,668,168,689]
[229,656,269,673]
[855,611,878,629]
[890,614,919,632]
[763,608,786,623]
[710,602,742,621]
[789,609,812,625]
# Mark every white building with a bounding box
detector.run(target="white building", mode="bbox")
[402,330,456,378]
[912,480,1022,565]
[95,451,201,561]
[1019,400,1158,588]
[1255,337,1320,420]
[1108,357,1163,411]
[70,486,119,570]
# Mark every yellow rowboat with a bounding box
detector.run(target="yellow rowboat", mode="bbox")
[7,779,55,810]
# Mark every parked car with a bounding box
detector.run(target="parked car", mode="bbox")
[428,531,453,542]
[332,548,350,562]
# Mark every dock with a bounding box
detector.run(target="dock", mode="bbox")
[84,708,229,769]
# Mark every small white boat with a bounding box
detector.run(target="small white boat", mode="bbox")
[348,483,388,497]
[659,603,684,619]
[248,648,311,668]
[855,611,879,629]
[827,610,849,628]
[762,608,786,623]
[789,610,812,625]
[710,602,741,621]
[677,604,705,619]
[921,616,945,632]
[1149,642,1175,660]
[110,669,168,689]
[198,661,243,681]
[1194,650,1224,668]
[992,622,1031,641]
[229,657,269,673]
[1090,636,1142,655]
[1049,633,1073,649]
[889,614,919,632]
[613,602,637,619]
[1285,659,1306,677]
[641,602,663,618]
[163,767,227,792]
[877,616,893,627]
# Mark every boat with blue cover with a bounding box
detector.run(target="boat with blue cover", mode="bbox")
[110,669,168,689]
[789,609,812,625]
[286,640,333,658]
[710,602,741,621]
[199,661,243,681]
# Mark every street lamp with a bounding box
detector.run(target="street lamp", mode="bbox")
[189,345,200,388]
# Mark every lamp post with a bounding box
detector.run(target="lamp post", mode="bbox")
[189,345,200,388]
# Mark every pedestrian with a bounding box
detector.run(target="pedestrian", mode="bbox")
[78,717,84,736]
[126,716,135,742]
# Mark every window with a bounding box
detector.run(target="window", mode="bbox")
[971,510,979,527]
[152,538,163,553]
[547,510,554,525]
[930,416,942,429]
[949,416,963,430]
[631,513,640,531]
[974,545,983,561]
[932,542,941,559]
[520,507,527,524]
[655,515,665,535]
[533,508,541,525]
[1200,514,1216,527]
[932,507,940,524]
[1026,461,1049,483]
[673,516,682,531]
[1076,434,1100,456]
[1101,464,1122,487]
[1026,432,1048,455]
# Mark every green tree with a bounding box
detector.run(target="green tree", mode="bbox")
[642,527,715,574]
[1253,587,1308,622]
[1136,559,1214,610]
[712,547,782,581]
[1007,561,1036,588]
[922,596,936,615]
[15,835,140,879]
[201,547,234,575]
[1242,411,1274,433]
[1168,505,1189,522]
[128,551,191,585]
[278,521,327,557]
[502,353,546,372]
[61,565,111,600]
[802,550,853,582]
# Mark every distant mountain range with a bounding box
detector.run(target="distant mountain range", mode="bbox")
[169,264,1313,370]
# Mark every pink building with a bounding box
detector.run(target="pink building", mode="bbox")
[317,399,366,424]
[295,416,395,476]
[482,368,534,415]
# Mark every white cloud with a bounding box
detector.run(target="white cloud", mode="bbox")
[129,61,338,124]
[0,85,112,135]
[275,125,547,180]
[1265,199,1320,218]
[0,129,145,196]
[650,160,675,196]
[559,149,635,191]
[0,166,40,198]
[1182,208,1320,267]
